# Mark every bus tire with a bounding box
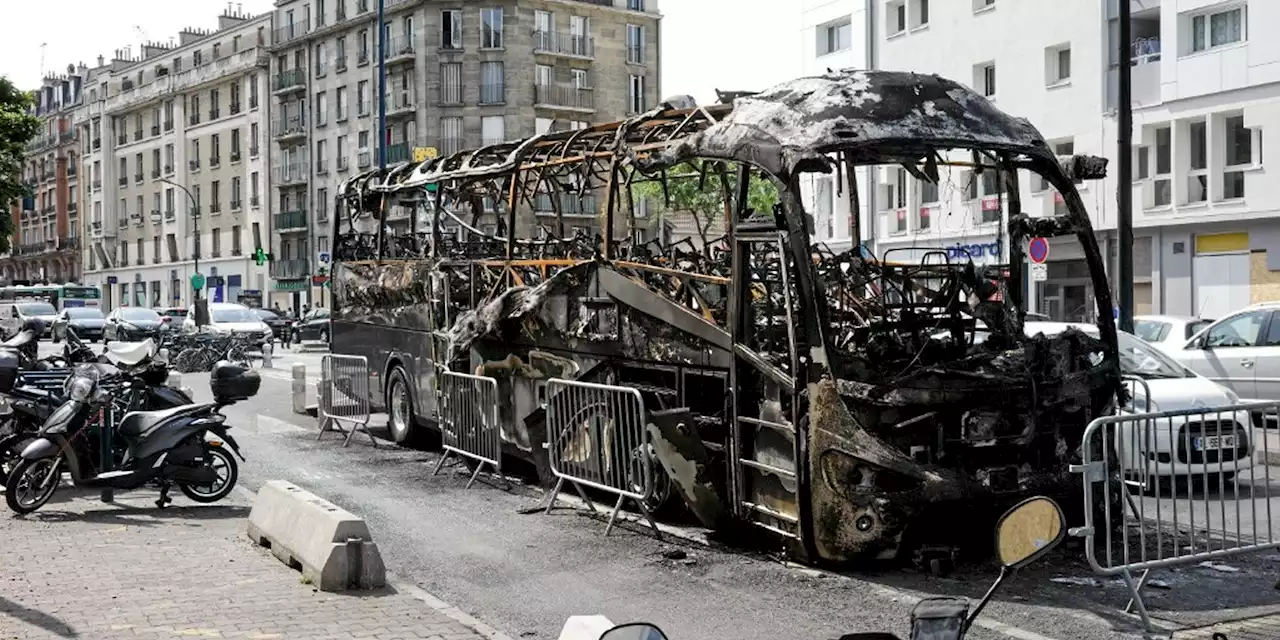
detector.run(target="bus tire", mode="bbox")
[385,366,418,446]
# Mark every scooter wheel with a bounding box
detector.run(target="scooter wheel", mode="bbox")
[5,457,61,514]
[177,443,239,503]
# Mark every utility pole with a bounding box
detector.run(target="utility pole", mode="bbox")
[1117,1,1134,333]
[161,178,207,325]
[377,0,387,170]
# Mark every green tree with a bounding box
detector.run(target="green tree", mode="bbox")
[0,77,40,255]
[630,160,779,248]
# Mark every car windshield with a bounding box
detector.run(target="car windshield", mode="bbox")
[120,308,161,322]
[1133,320,1170,343]
[158,308,187,318]
[17,303,56,316]
[65,308,105,319]
[254,309,280,321]
[212,307,257,323]
[1116,331,1190,379]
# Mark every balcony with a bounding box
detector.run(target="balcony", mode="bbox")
[189,159,201,171]
[164,164,174,175]
[151,168,161,179]
[275,209,308,231]
[272,19,311,46]
[231,151,242,163]
[535,193,598,216]
[67,201,77,213]
[118,177,128,187]
[533,31,595,59]
[337,156,349,171]
[250,195,261,207]
[17,242,47,256]
[134,130,143,142]
[273,115,308,142]
[116,134,128,145]
[209,109,221,120]
[384,35,416,65]
[231,101,242,115]
[134,173,144,184]
[188,114,201,127]
[1107,37,1163,110]
[103,49,268,116]
[273,68,307,94]
[151,125,160,136]
[210,201,222,214]
[387,93,416,117]
[58,236,79,251]
[385,143,411,163]
[92,137,101,150]
[357,151,371,168]
[316,160,329,174]
[271,258,310,279]
[92,179,102,191]
[211,155,223,168]
[67,165,77,177]
[534,83,595,111]
[58,131,76,145]
[231,199,242,210]
[275,163,307,186]
[164,120,174,132]
[336,56,348,72]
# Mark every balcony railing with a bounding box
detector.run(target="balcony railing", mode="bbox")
[534,83,595,110]
[533,31,595,58]
[270,258,310,279]
[151,168,160,179]
[231,199,242,210]
[57,236,80,251]
[535,193,598,216]
[384,35,415,62]
[134,173,144,183]
[273,114,308,140]
[385,142,411,163]
[275,209,308,231]
[67,165,77,177]
[118,177,128,186]
[388,93,416,115]
[336,55,348,71]
[117,134,128,145]
[272,19,312,46]
[273,68,307,93]
[102,49,268,116]
[479,83,505,105]
[275,163,308,185]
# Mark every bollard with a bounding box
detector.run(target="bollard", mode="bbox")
[292,363,307,414]
[262,340,274,369]
[166,371,182,389]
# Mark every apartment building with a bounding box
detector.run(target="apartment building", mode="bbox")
[1,67,86,285]
[76,9,273,311]
[800,0,1280,321]
[265,0,661,309]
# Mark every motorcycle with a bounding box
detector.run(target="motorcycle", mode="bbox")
[0,330,192,483]
[4,360,261,514]
[560,497,1069,640]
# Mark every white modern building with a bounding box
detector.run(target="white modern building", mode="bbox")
[77,9,273,312]
[799,0,1280,321]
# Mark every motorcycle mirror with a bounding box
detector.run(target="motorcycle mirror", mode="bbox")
[599,623,669,640]
[995,496,1066,569]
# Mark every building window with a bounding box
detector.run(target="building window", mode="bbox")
[976,62,996,97]
[628,74,646,114]
[627,0,644,10]
[978,170,1004,223]
[440,116,463,154]
[1153,126,1171,206]
[315,91,328,126]
[1046,44,1070,85]
[911,0,929,29]
[441,10,462,50]
[1135,145,1149,180]
[887,1,906,35]
[1190,7,1244,54]
[974,0,995,11]
[1188,120,1207,203]
[232,225,242,255]
[440,63,462,104]
[481,7,503,49]
[357,80,369,115]
[479,61,505,104]
[626,24,645,64]
[819,20,852,56]
[358,29,370,63]
[1224,114,1251,200]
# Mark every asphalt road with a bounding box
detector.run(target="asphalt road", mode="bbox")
[34,340,1280,640]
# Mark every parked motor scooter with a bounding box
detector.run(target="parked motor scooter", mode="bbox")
[4,360,260,514]
[562,497,1069,640]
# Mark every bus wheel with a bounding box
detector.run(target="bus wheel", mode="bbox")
[385,366,417,446]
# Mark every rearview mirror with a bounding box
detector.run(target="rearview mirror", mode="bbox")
[599,623,669,640]
[995,496,1066,569]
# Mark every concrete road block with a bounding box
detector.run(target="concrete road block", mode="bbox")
[246,480,386,591]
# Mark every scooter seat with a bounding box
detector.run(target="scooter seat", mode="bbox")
[118,403,216,438]
[1,331,33,349]
[105,339,156,367]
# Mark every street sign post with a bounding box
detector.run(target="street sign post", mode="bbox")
[1030,263,1048,282]
[1027,237,1050,264]
[190,272,206,291]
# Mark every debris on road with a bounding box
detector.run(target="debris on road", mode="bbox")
[1051,576,1102,587]
[1198,561,1241,573]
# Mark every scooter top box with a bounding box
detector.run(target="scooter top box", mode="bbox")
[210,362,261,403]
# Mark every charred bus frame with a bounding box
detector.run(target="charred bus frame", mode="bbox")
[331,70,1123,564]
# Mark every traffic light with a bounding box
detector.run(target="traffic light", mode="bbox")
[253,248,272,266]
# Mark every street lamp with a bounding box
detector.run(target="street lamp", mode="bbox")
[159,177,208,326]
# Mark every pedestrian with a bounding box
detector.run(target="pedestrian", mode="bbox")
[272,302,282,313]
[302,303,312,316]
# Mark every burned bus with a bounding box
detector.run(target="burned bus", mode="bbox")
[330,70,1123,565]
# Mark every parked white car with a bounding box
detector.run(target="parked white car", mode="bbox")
[1022,321,1253,484]
[183,302,274,346]
[1166,302,1280,404]
[1134,315,1214,357]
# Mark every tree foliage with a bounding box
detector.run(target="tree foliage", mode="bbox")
[0,77,40,255]
[630,159,779,247]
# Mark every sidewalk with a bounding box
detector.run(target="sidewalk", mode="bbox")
[0,489,494,640]
[1259,427,1280,466]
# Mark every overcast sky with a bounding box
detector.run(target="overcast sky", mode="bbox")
[0,0,800,107]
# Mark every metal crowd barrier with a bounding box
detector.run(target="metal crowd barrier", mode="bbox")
[433,370,507,489]
[18,369,72,393]
[542,378,661,538]
[1071,398,1278,635]
[318,354,376,447]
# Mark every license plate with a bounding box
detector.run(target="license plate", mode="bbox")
[1194,435,1236,451]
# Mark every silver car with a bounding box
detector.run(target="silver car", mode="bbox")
[1169,302,1280,403]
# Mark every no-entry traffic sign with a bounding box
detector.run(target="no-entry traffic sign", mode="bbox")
[1028,237,1050,264]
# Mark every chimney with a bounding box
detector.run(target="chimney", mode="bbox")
[178,28,206,46]
[97,55,105,67]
